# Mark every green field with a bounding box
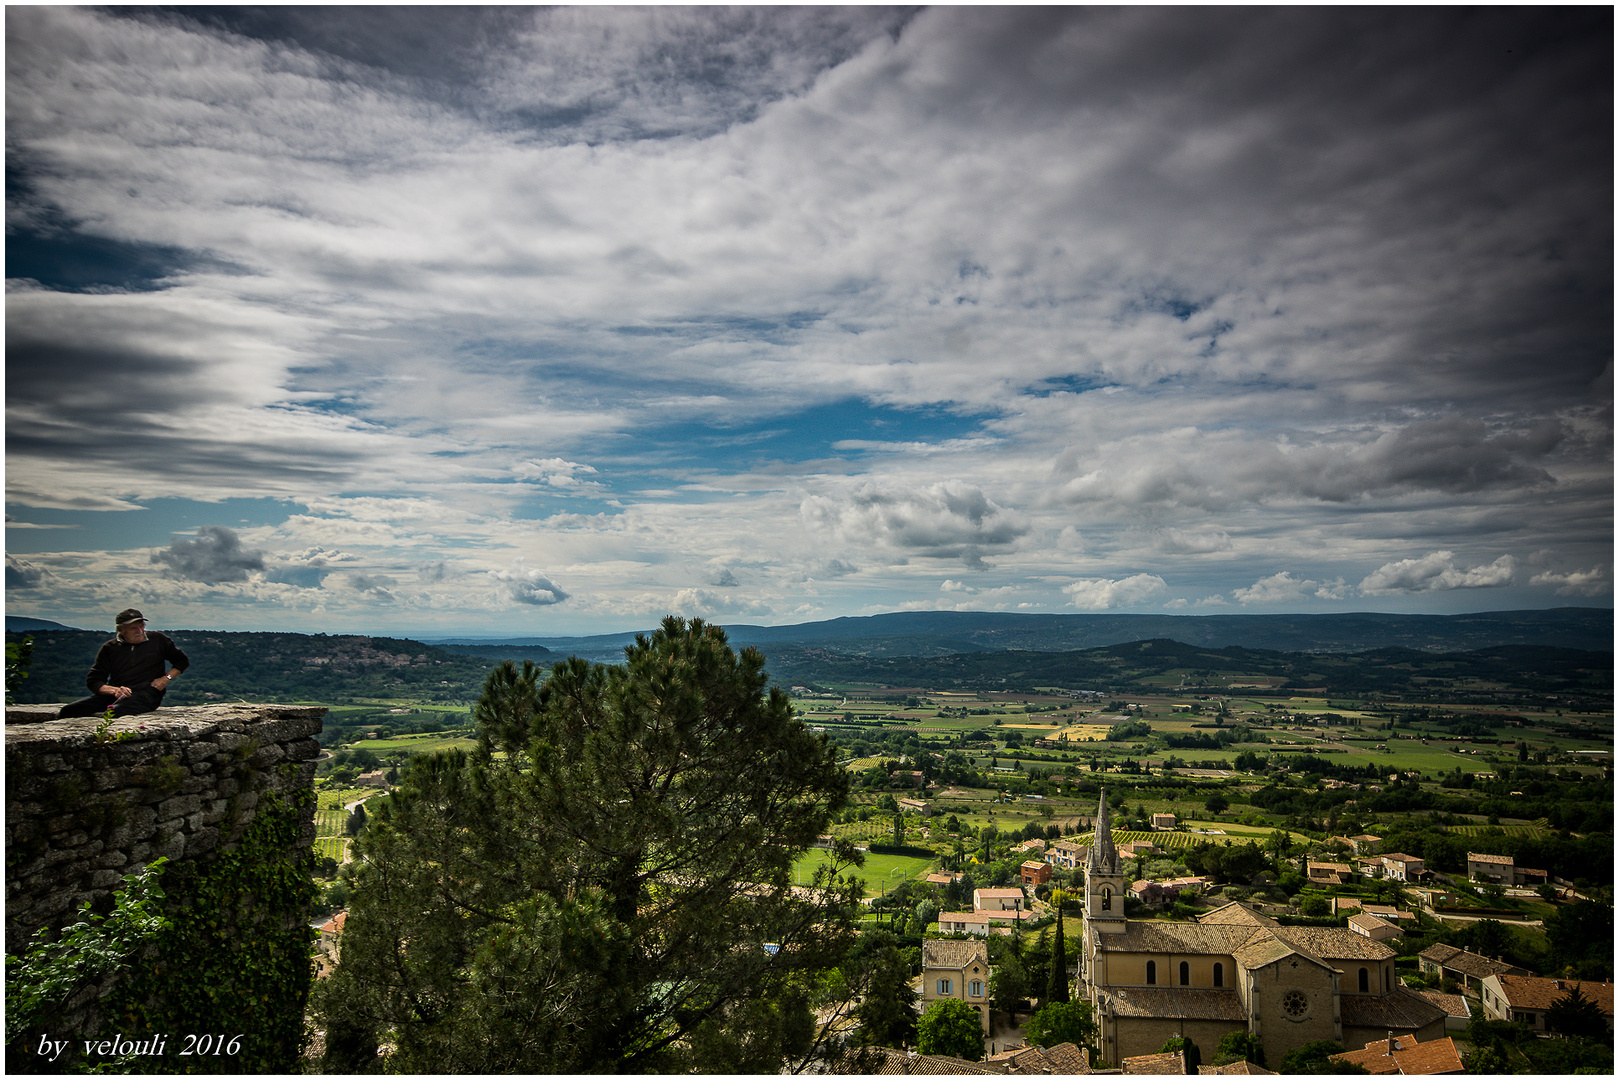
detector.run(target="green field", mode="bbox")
[355,731,479,755]
[793,848,934,896]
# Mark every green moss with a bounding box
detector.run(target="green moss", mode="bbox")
[133,755,187,798]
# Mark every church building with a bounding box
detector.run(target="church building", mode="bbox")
[1079,789,1444,1065]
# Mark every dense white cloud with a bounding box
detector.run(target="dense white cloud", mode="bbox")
[1360,552,1516,595]
[1063,574,1168,611]
[1530,566,1609,597]
[4,7,1609,634]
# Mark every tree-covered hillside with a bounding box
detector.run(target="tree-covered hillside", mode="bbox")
[7,629,498,706]
[765,638,1613,706]
[8,628,1610,711]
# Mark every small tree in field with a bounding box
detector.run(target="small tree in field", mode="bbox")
[916,998,985,1061]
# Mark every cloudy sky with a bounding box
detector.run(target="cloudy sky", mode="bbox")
[6,6,1612,637]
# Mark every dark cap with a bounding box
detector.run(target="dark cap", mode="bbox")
[115,608,147,627]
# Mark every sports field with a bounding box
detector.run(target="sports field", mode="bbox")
[792,847,935,896]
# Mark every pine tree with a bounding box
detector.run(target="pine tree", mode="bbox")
[313,618,864,1074]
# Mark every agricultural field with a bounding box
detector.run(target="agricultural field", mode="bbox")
[312,786,387,865]
[355,730,479,756]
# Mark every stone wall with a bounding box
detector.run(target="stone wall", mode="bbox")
[5,703,324,953]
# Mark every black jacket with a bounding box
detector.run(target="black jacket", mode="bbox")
[85,632,190,693]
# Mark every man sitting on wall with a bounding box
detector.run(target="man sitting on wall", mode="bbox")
[56,608,190,719]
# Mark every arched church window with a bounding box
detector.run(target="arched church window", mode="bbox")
[1146,961,1156,985]
[1180,961,1190,986]
[1101,886,1111,911]
[1358,967,1369,993]
[1213,962,1223,987]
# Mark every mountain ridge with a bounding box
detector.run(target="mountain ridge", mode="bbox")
[420,607,1612,660]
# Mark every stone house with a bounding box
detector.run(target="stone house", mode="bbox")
[1307,860,1353,885]
[1150,813,1176,831]
[1021,860,1053,887]
[1078,790,1444,1067]
[921,939,993,1033]
[1046,840,1086,870]
[1465,852,1514,884]
[1347,912,1401,943]
[1480,974,1614,1034]
[1413,990,1472,1034]
[1379,853,1425,882]
[1417,944,1528,994]
[937,909,1032,936]
[975,887,1027,912]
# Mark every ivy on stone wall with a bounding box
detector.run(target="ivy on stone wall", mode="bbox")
[105,787,318,1074]
[6,788,317,1074]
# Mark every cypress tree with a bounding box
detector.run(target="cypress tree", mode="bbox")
[1046,892,1070,1004]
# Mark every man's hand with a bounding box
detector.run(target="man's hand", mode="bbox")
[151,675,172,689]
[102,684,133,700]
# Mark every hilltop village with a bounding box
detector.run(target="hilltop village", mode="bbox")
[302,668,1611,1073]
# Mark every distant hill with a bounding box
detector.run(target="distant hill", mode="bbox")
[760,637,1613,707]
[435,608,1613,659]
[8,618,1609,709]
[5,629,498,707]
[5,616,85,632]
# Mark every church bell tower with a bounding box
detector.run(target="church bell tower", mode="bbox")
[1084,787,1127,936]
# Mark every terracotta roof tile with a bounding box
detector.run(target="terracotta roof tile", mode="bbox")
[1273,925,1396,961]
[1232,935,1301,971]
[1338,985,1448,1030]
[1393,1037,1465,1074]
[923,938,990,970]
[832,1048,1002,1075]
[1096,920,1262,956]
[1332,1035,1463,1076]
[1494,974,1615,1015]
[1414,989,1470,1019]
[994,1042,1096,1073]
[1123,1050,1186,1074]
[908,1054,1002,1075]
[1196,902,1277,927]
[1196,1061,1278,1075]
[1105,986,1247,1022]
[1418,944,1525,980]
[1035,1043,1092,1072]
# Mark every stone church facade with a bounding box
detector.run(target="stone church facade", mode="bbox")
[1077,790,1444,1066]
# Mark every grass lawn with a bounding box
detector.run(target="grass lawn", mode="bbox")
[794,848,935,896]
